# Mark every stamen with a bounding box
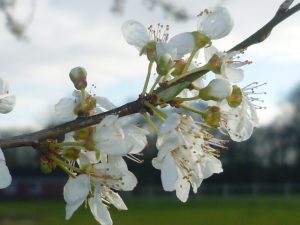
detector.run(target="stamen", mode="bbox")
[125,154,144,164]
[148,23,170,42]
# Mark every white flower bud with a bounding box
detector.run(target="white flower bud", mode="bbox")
[200,79,232,101]
[69,67,87,90]
[156,53,173,75]
[197,7,233,40]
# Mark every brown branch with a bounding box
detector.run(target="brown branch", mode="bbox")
[0,99,144,149]
[1,0,300,150]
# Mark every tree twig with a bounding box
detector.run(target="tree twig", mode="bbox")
[1,0,300,150]
[0,99,144,149]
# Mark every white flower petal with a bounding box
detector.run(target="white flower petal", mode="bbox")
[0,95,16,114]
[63,175,90,205]
[245,97,259,126]
[201,155,223,179]
[95,97,116,111]
[122,20,149,50]
[107,156,128,170]
[0,163,12,189]
[204,45,219,62]
[156,42,177,59]
[78,151,100,168]
[0,148,5,160]
[161,153,178,191]
[0,78,9,94]
[65,200,84,220]
[0,148,12,189]
[54,97,76,122]
[88,194,113,225]
[102,187,128,210]
[197,7,233,39]
[157,130,184,155]
[158,113,180,135]
[120,171,138,191]
[152,157,162,170]
[222,65,244,83]
[175,174,190,203]
[227,111,254,142]
[124,125,148,154]
[168,32,195,59]
[99,115,119,127]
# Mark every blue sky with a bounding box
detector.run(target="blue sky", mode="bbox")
[0,0,300,131]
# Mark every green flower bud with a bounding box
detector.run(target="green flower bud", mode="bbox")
[191,31,211,49]
[69,67,88,90]
[226,85,243,107]
[156,53,173,76]
[202,106,221,128]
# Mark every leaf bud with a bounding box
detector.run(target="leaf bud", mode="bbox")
[156,53,173,75]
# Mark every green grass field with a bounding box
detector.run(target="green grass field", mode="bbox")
[0,196,300,225]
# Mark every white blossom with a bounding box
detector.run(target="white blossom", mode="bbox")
[64,155,136,225]
[197,7,233,40]
[210,84,260,142]
[205,46,248,83]
[55,91,115,122]
[0,77,16,114]
[152,113,223,202]
[0,147,12,189]
[94,115,148,156]
[122,20,179,62]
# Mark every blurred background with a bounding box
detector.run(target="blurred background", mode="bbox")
[1,0,300,225]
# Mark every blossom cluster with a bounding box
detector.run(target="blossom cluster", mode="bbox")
[0,6,266,225]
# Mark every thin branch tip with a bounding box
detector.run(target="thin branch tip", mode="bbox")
[278,0,294,14]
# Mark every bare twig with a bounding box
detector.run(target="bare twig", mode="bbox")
[1,1,300,150]
[230,1,300,51]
